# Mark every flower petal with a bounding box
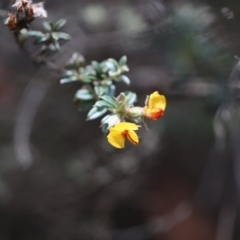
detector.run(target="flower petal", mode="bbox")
[126,130,139,146]
[148,91,166,110]
[143,107,164,120]
[112,122,139,131]
[107,129,125,149]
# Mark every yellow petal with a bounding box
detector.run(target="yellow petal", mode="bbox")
[112,122,139,131]
[107,129,125,148]
[126,130,139,146]
[148,91,166,110]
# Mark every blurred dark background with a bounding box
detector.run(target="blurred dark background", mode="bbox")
[1,0,240,239]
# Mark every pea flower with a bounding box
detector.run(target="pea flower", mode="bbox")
[143,91,166,120]
[107,122,139,149]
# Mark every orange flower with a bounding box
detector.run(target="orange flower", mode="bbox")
[143,91,166,120]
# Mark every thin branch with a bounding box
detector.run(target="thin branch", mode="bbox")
[13,70,53,168]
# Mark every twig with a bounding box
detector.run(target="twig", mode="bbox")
[13,69,53,168]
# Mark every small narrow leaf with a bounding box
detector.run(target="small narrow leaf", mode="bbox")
[107,85,116,96]
[121,65,129,72]
[57,32,71,40]
[121,75,130,85]
[60,76,78,84]
[23,30,44,38]
[52,32,59,41]
[103,61,116,71]
[107,58,119,69]
[91,61,102,74]
[119,56,127,66]
[100,95,117,108]
[108,70,118,77]
[62,70,75,77]
[95,100,115,109]
[124,91,137,105]
[55,41,60,51]
[49,44,56,51]
[53,19,67,31]
[101,114,112,124]
[87,107,107,120]
[101,123,109,134]
[75,89,94,100]
[42,21,52,31]
[94,85,107,97]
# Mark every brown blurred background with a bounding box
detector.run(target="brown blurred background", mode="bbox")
[1,0,240,239]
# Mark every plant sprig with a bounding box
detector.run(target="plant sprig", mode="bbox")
[5,0,167,149]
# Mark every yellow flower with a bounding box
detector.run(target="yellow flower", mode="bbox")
[107,122,139,149]
[143,91,166,120]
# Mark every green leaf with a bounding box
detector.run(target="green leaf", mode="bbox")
[81,77,93,83]
[100,74,107,80]
[53,19,67,31]
[121,65,129,72]
[42,21,52,31]
[107,85,116,96]
[107,58,119,69]
[48,44,57,51]
[62,70,75,77]
[102,61,116,72]
[23,30,44,38]
[75,100,94,112]
[108,70,118,77]
[104,80,113,86]
[100,95,117,108]
[41,45,51,56]
[65,52,85,69]
[54,41,60,51]
[121,75,130,85]
[95,100,115,109]
[87,107,107,120]
[60,76,78,84]
[101,123,109,134]
[51,32,59,41]
[91,61,102,74]
[119,56,127,66]
[75,89,94,100]
[94,85,107,96]
[34,36,49,44]
[18,33,30,42]
[101,114,112,124]
[124,91,137,105]
[57,32,71,40]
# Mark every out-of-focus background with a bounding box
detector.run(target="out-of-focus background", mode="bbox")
[1,0,240,239]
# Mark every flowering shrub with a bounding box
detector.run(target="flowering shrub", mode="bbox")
[5,0,167,149]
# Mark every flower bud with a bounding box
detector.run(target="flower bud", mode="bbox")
[124,106,143,119]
